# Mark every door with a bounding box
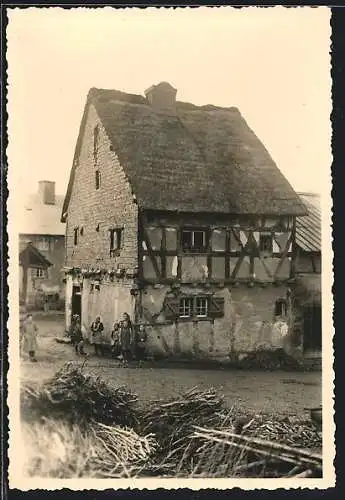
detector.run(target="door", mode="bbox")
[72,285,82,321]
[303,302,322,352]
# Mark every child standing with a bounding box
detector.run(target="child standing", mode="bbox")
[21,314,39,362]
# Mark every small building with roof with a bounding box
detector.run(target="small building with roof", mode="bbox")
[294,193,321,363]
[19,181,66,309]
[61,81,310,362]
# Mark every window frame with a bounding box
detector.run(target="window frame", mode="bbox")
[181,227,208,254]
[35,268,46,279]
[179,297,193,318]
[195,296,209,318]
[73,227,79,246]
[178,296,210,319]
[93,124,99,165]
[36,237,49,252]
[95,169,101,190]
[109,227,123,256]
[275,298,288,317]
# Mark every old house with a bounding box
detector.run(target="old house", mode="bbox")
[19,181,66,309]
[19,241,52,307]
[61,82,309,362]
[294,193,322,364]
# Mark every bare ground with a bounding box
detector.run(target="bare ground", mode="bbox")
[20,314,322,417]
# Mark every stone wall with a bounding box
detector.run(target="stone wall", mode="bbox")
[137,283,298,361]
[65,104,138,273]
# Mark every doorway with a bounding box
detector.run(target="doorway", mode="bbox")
[71,285,82,321]
[303,302,322,352]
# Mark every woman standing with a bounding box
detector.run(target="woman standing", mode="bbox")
[119,313,133,367]
[21,314,39,362]
[90,316,104,356]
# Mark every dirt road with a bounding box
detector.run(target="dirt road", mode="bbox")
[20,313,322,417]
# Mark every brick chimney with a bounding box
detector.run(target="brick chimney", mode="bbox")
[144,81,177,115]
[38,180,56,205]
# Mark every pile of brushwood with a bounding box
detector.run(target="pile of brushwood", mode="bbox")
[21,361,322,479]
[236,349,302,371]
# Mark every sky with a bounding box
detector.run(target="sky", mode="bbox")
[7,7,331,199]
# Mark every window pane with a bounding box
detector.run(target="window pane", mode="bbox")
[196,297,208,317]
[179,298,192,317]
[182,231,193,251]
[194,231,205,248]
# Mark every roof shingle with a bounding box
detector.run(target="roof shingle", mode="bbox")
[296,193,321,252]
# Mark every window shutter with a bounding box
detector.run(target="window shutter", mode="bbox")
[164,297,180,320]
[208,296,225,318]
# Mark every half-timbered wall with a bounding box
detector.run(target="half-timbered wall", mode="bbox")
[140,212,295,284]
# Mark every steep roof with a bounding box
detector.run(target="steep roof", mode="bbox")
[296,193,321,253]
[20,193,65,236]
[19,241,52,268]
[62,85,307,220]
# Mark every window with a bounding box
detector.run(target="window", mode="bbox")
[164,295,224,320]
[36,237,49,252]
[275,298,288,317]
[35,268,46,278]
[182,229,207,253]
[259,233,273,253]
[95,170,101,190]
[179,298,193,318]
[196,297,209,317]
[93,125,99,164]
[73,228,79,246]
[110,228,123,256]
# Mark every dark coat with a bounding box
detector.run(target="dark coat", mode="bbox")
[119,321,133,351]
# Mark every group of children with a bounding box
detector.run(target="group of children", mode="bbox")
[69,312,148,366]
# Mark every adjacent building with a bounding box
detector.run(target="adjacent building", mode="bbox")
[294,193,322,363]
[61,82,310,362]
[19,181,66,309]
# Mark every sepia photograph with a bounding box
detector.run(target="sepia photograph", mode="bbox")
[6,6,334,490]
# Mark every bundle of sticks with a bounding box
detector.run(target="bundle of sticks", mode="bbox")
[190,426,322,478]
[21,361,138,428]
[22,418,158,478]
[140,387,226,468]
[243,415,322,449]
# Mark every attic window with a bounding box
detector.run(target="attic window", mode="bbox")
[95,170,101,190]
[259,233,273,253]
[73,228,79,246]
[182,229,207,253]
[110,228,123,256]
[93,125,99,165]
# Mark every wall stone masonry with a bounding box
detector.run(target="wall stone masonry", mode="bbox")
[66,104,138,273]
